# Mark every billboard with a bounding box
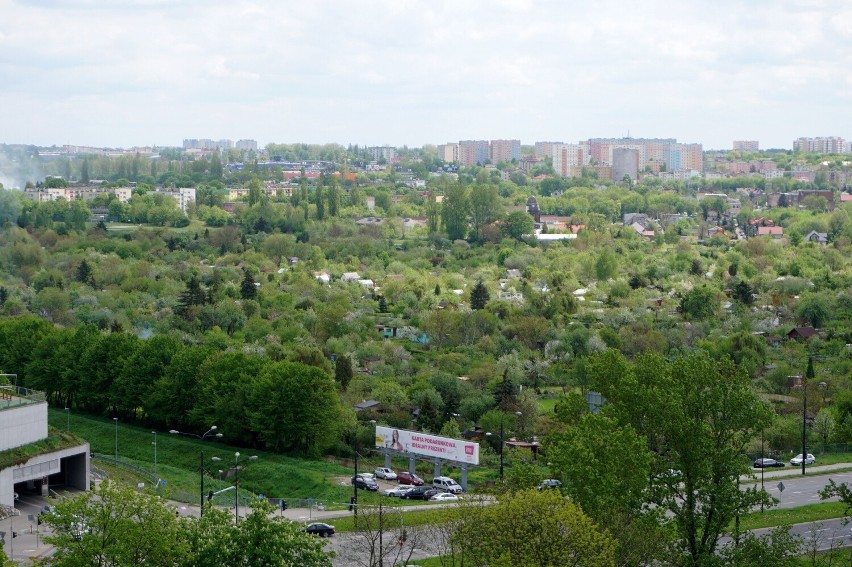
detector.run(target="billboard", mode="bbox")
[375,426,479,465]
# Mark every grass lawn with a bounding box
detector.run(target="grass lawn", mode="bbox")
[51,408,352,506]
[736,502,849,531]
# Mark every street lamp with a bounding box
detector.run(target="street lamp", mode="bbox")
[170,426,223,516]
[486,411,522,482]
[352,419,376,517]
[152,431,158,482]
[802,357,815,476]
[113,418,118,463]
[64,407,70,432]
[233,452,258,524]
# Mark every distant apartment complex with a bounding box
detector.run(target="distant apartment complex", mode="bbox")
[25,186,196,213]
[733,140,759,152]
[235,139,258,151]
[458,140,491,166]
[437,143,459,163]
[489,139,521,163]
[793,137,848,154]
[368,146,396,162]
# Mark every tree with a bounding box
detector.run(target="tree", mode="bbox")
[469,183,500,240]
[187,501,332,567]
[175,275,207,320]
[503,210,535,240]
[453,489,616,566]
[43,480,191,567]
[470,280,490,310]
[76,259,93,285]
[797,293,831,328]
[334,354,353,391]
[813,408,836,450]
[240,269,258,300]
[584,350,775,564]
[679,286,718,320]
[247,176,264,207]
[595,249,618,281]
[315,180,325,220]
[732,280,754,305]
[442,183,469,240]
[248,361,341,454]
[80,157,90,184]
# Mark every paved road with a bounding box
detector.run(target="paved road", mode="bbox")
[751,470,852,509]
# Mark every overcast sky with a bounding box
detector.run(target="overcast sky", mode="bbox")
[1,0,850,150]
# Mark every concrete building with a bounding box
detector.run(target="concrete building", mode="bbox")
[235,139,258,151]
[0,379,89,508]
[551,143,585,177]
[368,146,396,162]
[156,187,196,213]
[733,140,760,152]
[437,143,459,163]
[458,140,490,166]
[793,137,848,154]
[534,142,561,160]
[489,139,521,163]
[612,147,639,182]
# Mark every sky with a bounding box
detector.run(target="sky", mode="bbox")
[1,0,850,150]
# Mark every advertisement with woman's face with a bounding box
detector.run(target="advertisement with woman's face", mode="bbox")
[375,426,479,464]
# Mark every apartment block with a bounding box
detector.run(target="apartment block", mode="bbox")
[552,143,585,177]
[437,143,459,163]
[733,140,759,152]
[236,139,258,151]
[793,137,848,154]
[612,148,639,182]
[534,142,561,159]
[490,139,521,163]
[458,140,490,166]
[368,146,396,162]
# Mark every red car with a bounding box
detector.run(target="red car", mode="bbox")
[397,471,424,486]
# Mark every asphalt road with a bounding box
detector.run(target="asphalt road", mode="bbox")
[753,470,852,509]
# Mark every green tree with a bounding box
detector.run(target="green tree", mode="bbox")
[247,176,264,207]
[595,249,618,280]
[80,157,90,184]
[453,489,616,566]
[76,259,93,285]
[797,293,831,328]
[175,275,207,320]
[679,286,718,320]
[442,183,469,240]
[315,180,325,220]
[586,350,775,564]
[43,480,190,567]
[334,354,353,391]
[503,210,535,240]
[469,183,500,240]
[240,269,258,300]
[470,280,490,310]
[249,361,341,454]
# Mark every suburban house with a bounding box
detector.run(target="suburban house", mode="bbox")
[804,231,828,245]
[757,226,784,238]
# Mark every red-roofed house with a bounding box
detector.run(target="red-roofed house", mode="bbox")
[757,226,784,238]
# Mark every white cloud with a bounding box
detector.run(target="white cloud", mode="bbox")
[0,0,849,148]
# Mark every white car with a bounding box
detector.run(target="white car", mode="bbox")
[430,492,459,503]
[375,467,397,480]
[790,453,816,466]
[383,485,415,497]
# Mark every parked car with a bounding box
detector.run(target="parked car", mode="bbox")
[351,474,379,491]
[791,453,816,466]
[304,522,335,537]
[432,476,463,494]
[753,458,785,468]
[397,471,425,486]
[538,479,563,490]
[384,485,415,497]
[400,487,439,500]
[430,492,459,502]
[375,467,397,480]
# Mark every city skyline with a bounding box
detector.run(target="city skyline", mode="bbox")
[1,0,850,150]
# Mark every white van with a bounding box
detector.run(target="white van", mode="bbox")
[432,476,463,494]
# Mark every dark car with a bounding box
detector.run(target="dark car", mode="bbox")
[538,479,563,490]
[397,471,425,486]
[400,486,439,500]
[351,474,379,491]
[304,522,335,537]
[753,458,785,468]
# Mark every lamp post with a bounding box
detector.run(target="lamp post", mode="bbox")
[233,452,258,524]
[65,407,70,432]
[352,419,376,517]
[802,357,815,476]
[113,417,118,463]
[152,431,158,482]
[170,426,222,516]
[487,411,522,482]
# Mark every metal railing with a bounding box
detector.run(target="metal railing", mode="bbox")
[91,453,158,485]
